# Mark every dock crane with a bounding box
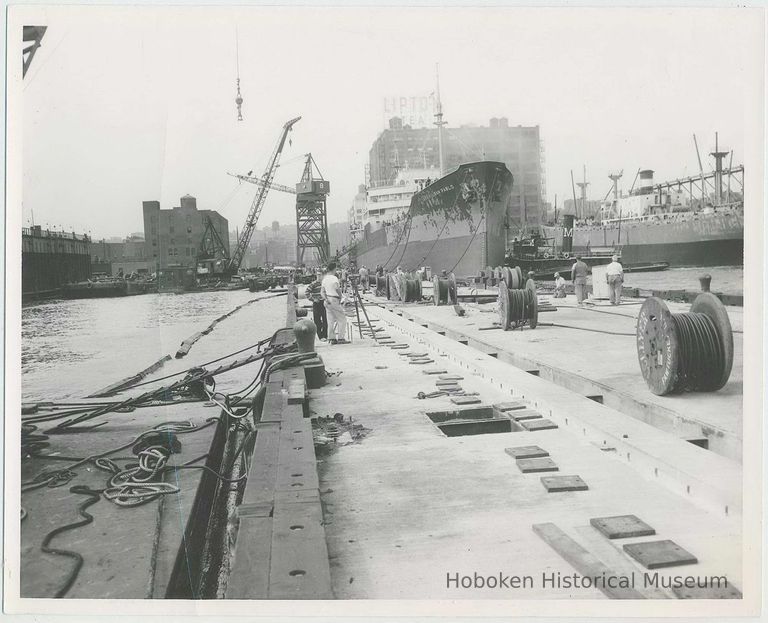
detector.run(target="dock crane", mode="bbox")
[225,116,300,275]
[231,152,331,266]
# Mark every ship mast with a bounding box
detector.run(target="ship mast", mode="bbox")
[434,63,446,176]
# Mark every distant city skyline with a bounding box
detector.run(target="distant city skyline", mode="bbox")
[18,6,761,239]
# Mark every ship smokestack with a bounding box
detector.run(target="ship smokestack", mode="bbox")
[638,169,654,195]
[562,214,575,254]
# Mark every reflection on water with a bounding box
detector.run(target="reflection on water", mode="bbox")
[21,290,276,402]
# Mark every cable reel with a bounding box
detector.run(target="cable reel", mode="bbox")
[498,278,538,330]
[397,274,423,303]
[502,266,525,290]
[636,292,733,395]
[375,275,389,298]
[432,273,458,306]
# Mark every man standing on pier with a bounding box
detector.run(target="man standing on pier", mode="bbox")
[306,270,328,340]
[321,262,348,344]
[605,254,624,305]
[571,255,589,305]
[359,264,370,292]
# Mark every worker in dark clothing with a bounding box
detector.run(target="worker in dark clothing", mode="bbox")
[571,255,589,305]
[306,270,327,340]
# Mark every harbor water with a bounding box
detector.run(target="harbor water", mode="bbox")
[621,265,743,296]
[544,265,743,296]
[21,291,287,403]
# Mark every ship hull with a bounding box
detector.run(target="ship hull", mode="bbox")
[542,211,743,268]
[351,161,514,276]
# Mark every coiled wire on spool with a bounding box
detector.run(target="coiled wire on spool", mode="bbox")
[432,273,457,306]
[502,266,525,290]
[636,291,733,395]
[498,279,538,330]
[375,275,388,297]
[398,275,423,303]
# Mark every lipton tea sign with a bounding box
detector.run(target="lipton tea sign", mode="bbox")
[383,95,436,129]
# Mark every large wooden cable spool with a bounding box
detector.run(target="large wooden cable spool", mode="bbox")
[447,272,458,305]
[636,294,733,395]
[433,275,448,306]
[432,272,457,306]
[502,265,526,290]
[497,278,538,330]
[403,275,423,302]
[375,275,388,297]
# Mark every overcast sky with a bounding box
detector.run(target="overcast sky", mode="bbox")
[18,6,762,239]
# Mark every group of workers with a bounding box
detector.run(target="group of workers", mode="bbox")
[553,254,624,305]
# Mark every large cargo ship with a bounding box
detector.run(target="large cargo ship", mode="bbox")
[541,208,743,266]
[539,165,744,268]
[349,160,514,276]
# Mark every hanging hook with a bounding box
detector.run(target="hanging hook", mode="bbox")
[235,27,243,121]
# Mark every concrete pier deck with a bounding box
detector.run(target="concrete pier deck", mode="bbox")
[366,291,743,461]
[306,302,742,600]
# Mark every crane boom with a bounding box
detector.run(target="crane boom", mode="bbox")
[227,116,301,274]
[227,172,297,195]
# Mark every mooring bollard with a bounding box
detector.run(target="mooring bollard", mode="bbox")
[294,318,317,353]
[699,274,712,293]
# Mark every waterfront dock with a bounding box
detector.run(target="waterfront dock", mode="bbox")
[17,284,744,602]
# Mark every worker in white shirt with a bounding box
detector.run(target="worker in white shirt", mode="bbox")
[605,254,624,305]
[553,272,567,298]
[392,265,405,300]
[321,262,348,344]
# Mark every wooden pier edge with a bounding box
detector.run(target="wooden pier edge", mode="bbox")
[226,283,333,599]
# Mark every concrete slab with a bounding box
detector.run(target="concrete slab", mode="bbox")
[541,475,589,492]
[623,539,698,569]
[516,457,559,473]
[505,445,550,459]
[510,410,544,421]
[450,396,482,405]
[590,515,656,539]
[520,418,558,431]
[495,401,528,411]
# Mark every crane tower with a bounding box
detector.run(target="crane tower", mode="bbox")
[295,154,331,265]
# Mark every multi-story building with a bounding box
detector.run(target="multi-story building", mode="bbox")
[368,116,545,241]
[142,195,229,271]
[91,234,152,275]
[22,226,91,296]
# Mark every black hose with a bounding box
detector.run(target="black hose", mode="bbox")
[40,485,103,598]
[538,321,636,337]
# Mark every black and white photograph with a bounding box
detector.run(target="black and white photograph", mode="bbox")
[4,3,765,618]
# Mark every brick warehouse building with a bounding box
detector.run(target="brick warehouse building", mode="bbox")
[142,195,229,271]
[368,117,545,238]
